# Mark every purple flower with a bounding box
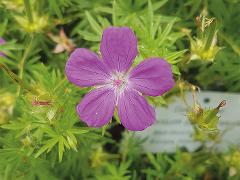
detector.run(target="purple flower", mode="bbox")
[0,38,6,57]
[65,27,174,131]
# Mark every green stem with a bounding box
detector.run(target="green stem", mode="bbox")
[16,37,34,96]
[24,0,33,23]
[0,63,38,95]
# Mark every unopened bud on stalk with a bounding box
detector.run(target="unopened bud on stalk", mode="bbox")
[187,100,226,132]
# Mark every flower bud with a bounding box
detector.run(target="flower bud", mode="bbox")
[187,100,226,132]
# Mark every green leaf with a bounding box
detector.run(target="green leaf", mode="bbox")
[148,0,153,36]
[78,30,101,42]
[153,0,168,11]
[58,136,65,162]
[164,50,187,63]
[172,65,181,75]
[0,19,8,36]
[68,128,90,135]
[85,11,103,35]
[49,0,63,18]
[35,138,58,158]
[157,20,175,46]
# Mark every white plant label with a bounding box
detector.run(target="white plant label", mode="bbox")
[135,91,240,152]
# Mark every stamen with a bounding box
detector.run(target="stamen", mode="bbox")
[111,72,129,95]
[114,79,122,86]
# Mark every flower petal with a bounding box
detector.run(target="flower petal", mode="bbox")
[65,48,111,87]
[77,87,116,127]
[100,27,138,73]
[129,58,175,96]
[117,89,155,131]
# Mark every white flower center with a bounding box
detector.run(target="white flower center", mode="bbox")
[111,72,129,95]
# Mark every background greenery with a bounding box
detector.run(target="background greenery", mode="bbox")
[0,0,240,179]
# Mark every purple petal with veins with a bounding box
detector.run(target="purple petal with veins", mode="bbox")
[129,58,175,97]
[100,27,138,73]
[117,89,156,131]
[77,87,116,127]
[65,48,111,87]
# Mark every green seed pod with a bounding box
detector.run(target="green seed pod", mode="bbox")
[187,100,226,132]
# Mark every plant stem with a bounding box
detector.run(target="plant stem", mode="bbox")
[16,37,33,96]
[24,0,33,23]
[0,63,38,95]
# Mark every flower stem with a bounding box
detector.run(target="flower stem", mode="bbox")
[0,63,38,95]
[16,37,33,96]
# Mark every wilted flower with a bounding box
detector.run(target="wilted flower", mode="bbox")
[48,29,76,53]
[65,27,174,131]
[0,38,6,57]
